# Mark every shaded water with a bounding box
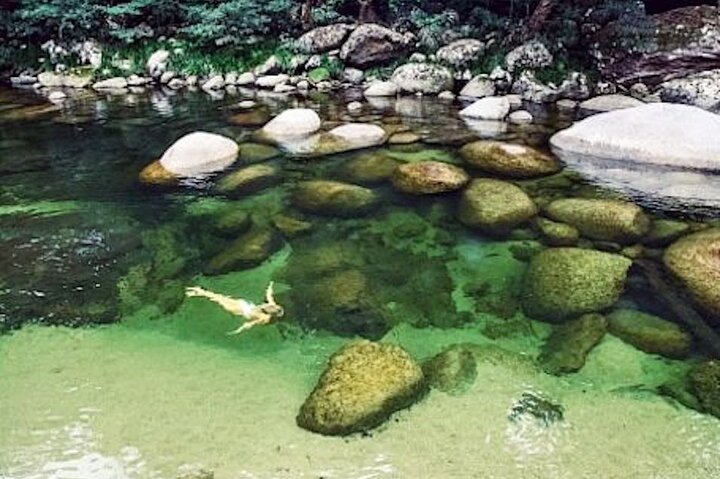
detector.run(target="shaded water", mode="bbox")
[1,87,719,478]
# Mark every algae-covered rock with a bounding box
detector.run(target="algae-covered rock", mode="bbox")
[205,227,282,275]
[544,198,650,244]
[271,214,312,238]
[535,218,579,246]
[664,228,720,318]
[392,161,469,195]
[139,160,178,186]
[538,313,608,374]
[239,143,281,163]
[460,141,560,179]
[689,360,720,418]
[292,180,379,217]
[302,269,390,339]
[211,210,251,237]
[422,344,477,395]
[508,393,564,426]
[608,309,691,359]
[644,219,690,247]
[297,340,427,436]
[341,152,399,184]
[458,179,537,236]
[522,248,632,322]
[214,164,281,196]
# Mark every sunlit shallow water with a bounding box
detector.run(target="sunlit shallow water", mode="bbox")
[1,87,719,478]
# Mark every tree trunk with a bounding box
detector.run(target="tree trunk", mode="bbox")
[525,0,557,35]
[358,0,381,24]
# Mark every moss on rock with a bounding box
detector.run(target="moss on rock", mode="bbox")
[292,180,379,217]
[538,313,608,375]
[205,226,282,275]
[535,217,580,246]
[297,340,427,436]
[422,344,477,395]
[664,228,720,318]
[460,141,560,179]
[544,198,650,244]
[607,309,691,359]
[392,161,469,195]
[522,247,632,322]
[688,360,720,419]
[458,179,537,236]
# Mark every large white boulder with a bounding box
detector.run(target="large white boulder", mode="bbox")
[459,96,510,121]
[262,108,322,139]
[147,49,170,78]
[550,103,720,171]
[159,131,239,176]
[364,80,398,97]
[579,94,644,114]
[391,63,453,95]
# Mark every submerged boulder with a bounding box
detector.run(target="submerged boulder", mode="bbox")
[339,24,413,68]
[539,313,608,375]
[535,218,580,246]
[205,227,282,275]
[341,152,399,184]
[422,344,477,395]
[550,103,720,171]
[689,360,720,419]
[522,248,632,322]
[142,132,239,179]
[292,180,379,217]
[460,141,560,178]
[392,161,469,195]
[544,198,650,244]
[664,228,720,317]
[297,340,427,436]
[214,164,281,196]
[607,309,691,359]
[458,179,537,236]
[391,63,454,95]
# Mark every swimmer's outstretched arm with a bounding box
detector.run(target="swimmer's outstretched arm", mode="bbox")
[185,286,254,317]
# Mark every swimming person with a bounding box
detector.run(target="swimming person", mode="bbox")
[185,281,284,334]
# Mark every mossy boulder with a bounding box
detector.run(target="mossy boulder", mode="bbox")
[460,141,560,179]
[292,180,379,217]
[644,219,690,247]
[688,360,720,419]
[392,161,469,195]
[458,179,537,236]
[297,340,428,436]
[205,227,282,275]
[211,210,251,237]
[239,143,281,163]
[544,198,650,244]
[538,313,608,375]
[664,228,720,318]
[422,344,477,395]
[139,160,178,186]
[300,269,390,340]
[535,217,579,246]
[522,248,632,322]
[214,164,281,196]
[607,309,691,359]
[271,214,312,238]
[341,152,400,184]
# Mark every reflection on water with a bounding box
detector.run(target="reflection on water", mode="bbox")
[559,153,720,217]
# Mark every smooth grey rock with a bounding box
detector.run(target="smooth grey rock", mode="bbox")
[459,96,510,120]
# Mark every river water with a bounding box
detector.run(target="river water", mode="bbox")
[0,86,718,478]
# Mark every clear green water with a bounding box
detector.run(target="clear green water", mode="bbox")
[1,87,719,478]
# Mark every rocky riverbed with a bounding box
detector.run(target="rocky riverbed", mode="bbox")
[1,79,720,478]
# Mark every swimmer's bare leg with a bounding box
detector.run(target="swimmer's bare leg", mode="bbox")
[185,286,253,317]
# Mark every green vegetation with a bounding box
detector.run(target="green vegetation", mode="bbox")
[0,1,661,77]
